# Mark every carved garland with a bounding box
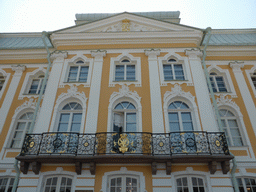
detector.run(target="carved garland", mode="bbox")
[216,95,240,112]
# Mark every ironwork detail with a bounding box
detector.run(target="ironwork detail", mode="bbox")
[20,131,230,156]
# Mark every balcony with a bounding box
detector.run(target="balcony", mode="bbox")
[16,131,233,175]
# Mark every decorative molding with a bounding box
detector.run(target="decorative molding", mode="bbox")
[144,49,160,60]
[91,50,106,61]
[158,51,193,87]
[18,66,47,100]
[109,53,142,87]
[56,167,64,173]
[163,84,195,106]
[101,21,159,32]
[216,94,240,112]
[11,64,26,74]
[185,48,203,60]
[109,84,141,104]
[14,98,37,118]
[163,84,201,132]
[229,61,244,72]
[208,161,217,174]
[59,52,93,88]
[107,84,142,132]
[56,85,87,105]
[50,51,68,63]
[0,68,11,101]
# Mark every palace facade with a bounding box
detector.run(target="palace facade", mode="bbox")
[0,11,256,192]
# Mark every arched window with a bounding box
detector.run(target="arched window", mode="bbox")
[251,72,256,89]
[168,101,193,132]
[28,74,47,94]
[115,59,136,81]
[220,109,243,146]
[237,177,256,192]
[163,58,185,80]
[0,177,15,192]
[113,101,136,132]
[0,73,5,91]
[67,60,89,82]
[58,102,82,132]
[176,176,206,192]
[43,176,72,192]
[108,175,139,192]
[10,112,34,148]
[209,72,227,92]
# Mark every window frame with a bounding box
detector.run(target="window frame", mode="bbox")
[108,175,139,192]
[109,54,141,87]
[57,102,83,133]
[0,177,15,192]
[219,109,245,147]
[42,175,73,192]
[0,69,11,101]
[163,59,185,81]
[114,59,136,81]
[9,111,34,148]
[237,177,256,192]
[66,60,90,83]
[112,101,137,132]
[245,66,256,98]
[168,101,194,132]
[60,54,93,88]
[175,175,207,192]
[209,72,228,93]
[28,74,47,95]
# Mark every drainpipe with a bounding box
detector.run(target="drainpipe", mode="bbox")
[12,31,52,192]
[201,27,239,192]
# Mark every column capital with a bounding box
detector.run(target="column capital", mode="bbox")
[144,49,160,60]
[229,61,244,72]
[185,48,203,59]
[91,50,107,61]
[11,65,26,74]
[50,51,67,63]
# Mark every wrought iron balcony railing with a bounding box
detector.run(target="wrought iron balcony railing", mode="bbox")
[20,131,230,156]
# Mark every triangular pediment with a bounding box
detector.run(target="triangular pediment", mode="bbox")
[56,12,200,33]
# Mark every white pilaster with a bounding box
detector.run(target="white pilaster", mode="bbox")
[145,49,164,133]
[34,52,67,133]
[85,50,106,133]
[230,61,256,135]
[0,65,25,134]
[186,49,218,132]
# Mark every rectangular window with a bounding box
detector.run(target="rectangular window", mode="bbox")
[68,66,89,82]
[115,65,135,81]
[163,64,185,80]
[0,75,5,91]
[0,177,15,192]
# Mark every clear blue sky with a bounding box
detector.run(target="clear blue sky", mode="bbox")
[0,0,256,33]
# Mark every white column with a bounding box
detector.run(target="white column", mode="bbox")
[230,61,256,135]
[0,65,25,134]
[186,49,218,132]
[34,52,67,133]
[85,50,106,133]
[145,49,164,133]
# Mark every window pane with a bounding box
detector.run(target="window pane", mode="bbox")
[79,66,89,82]
[126,123,136,132]
[174,64,185,80]
[163,65,173,80]
[115,65,124,81]
[115,103,123,109]
[127,113,136,122]
[127,103,136,109]
[126,65,135,80]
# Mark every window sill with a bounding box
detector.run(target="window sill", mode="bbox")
[113,80,138,82]
[164,80,188,82]
[64,81,88,83]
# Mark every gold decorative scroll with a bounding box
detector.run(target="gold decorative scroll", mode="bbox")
[122,19,131,32]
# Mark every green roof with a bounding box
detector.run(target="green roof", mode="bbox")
[202,32,256,46]
[0,35,53,49]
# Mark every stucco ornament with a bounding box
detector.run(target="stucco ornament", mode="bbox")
[14,98,37,116]
[109,84,141,104]
[216,94,240,112]
[56,85,87,104]
[164,84,194,104]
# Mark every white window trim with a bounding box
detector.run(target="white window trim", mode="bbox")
[18,66,47,100]
[215,95,255,160]
[109,53,141,87]
[171,167,213,192]
[207,65,237,98]
[0,68,11,101]
[107,85,142,132]
[100,167,146,192]
[36,168,76,192]
[245,65,256,97]
[158,52,193,86]
[60,52,93,88]
[163,84,201,132]
[50,85,87,133]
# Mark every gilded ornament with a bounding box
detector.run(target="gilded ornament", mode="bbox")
[118,134,129,153]
[122,19,131,32]
[29,141,35,148]
[84,142,89,147]
[215,140,221,147]
[159,142,164,147]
